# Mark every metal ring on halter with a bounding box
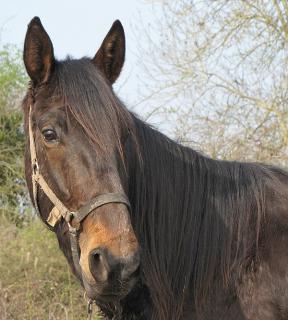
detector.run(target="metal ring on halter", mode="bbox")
[65,211,75,224]
[32,160,39,174]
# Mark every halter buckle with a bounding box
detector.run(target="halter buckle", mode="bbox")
[67,212,81,232]
[32,160,39,175]
[66,211,75,222]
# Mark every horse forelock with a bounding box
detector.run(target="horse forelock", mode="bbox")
[58,59,135,157]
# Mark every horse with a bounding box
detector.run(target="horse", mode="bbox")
[22,17,288,320]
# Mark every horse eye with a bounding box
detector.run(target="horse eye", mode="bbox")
[42,128,58,142]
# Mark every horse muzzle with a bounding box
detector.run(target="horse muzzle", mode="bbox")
[83,248,140,301]
[89,247,140,283]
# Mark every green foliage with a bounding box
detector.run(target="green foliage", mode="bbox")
[0,44,28,221]
[0,218,101,319]
[0,111,25,211]
[0,44,101,319]
[0,45,27,108]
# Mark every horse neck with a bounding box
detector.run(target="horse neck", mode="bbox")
[126,117,204,315]
[126,116,266,315]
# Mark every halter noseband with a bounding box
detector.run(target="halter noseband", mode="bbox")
[28,105,131,276]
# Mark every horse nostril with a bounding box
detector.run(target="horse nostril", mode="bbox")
[89,248,109,283]
[89,248,140,283]
[121,251,140,280]
[92,252,101,265]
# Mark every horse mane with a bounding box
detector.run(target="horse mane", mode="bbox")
[41,58,288,319]
[52,58,135,159]
[125,118,271,318]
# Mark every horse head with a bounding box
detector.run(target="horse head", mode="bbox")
[23,17,140,303]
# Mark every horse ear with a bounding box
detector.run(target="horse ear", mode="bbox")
[23,17,55,85]
[92,20,125,84]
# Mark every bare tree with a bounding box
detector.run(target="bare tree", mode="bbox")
[136,0,288,165]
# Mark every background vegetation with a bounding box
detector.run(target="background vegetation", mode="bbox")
[0,45,27,221]
[0,219,95,319]
[137,0,288,165]
[1,0,288,319]
[0,46,100,319]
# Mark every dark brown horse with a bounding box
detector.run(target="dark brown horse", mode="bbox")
[22,17,288,320]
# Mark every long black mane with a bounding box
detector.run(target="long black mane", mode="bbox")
[127,117,274,318]
[46,58,288,319]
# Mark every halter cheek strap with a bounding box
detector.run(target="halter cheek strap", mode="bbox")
[28,106,131,276]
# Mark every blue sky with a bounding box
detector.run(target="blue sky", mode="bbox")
[0,0,156,112]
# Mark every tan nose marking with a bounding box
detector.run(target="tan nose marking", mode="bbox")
[78,209,139,283]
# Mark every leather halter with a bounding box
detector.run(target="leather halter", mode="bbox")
[28,105,131,276]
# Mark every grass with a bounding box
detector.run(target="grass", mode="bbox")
[0,215,101,320]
